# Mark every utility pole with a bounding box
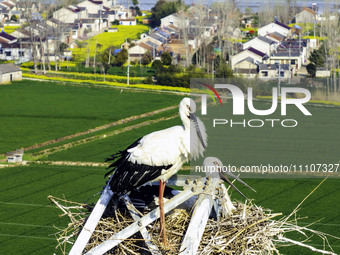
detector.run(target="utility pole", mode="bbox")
[278,62,281,96]
[212,59,214,80]
[126,38,130,86]
[288,41,291,84]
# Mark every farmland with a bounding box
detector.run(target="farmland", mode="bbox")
[0,80,339,254]
[71,25,149,61]
[0,165,338,254]
[195,100,340,168]
[0,80,183,154]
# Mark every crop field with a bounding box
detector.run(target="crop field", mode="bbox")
[0,80,182,154]
[72,25,149,61]
[5,26,20,34]
[43,100,340,168]
[0,80,339,254]
[0,165,338,254]
[196,100,340,168]
[0,164,107,255]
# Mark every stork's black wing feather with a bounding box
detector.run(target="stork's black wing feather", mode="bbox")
[105,137,172,196]
[104,137,143,178]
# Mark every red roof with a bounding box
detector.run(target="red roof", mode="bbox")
[303,7,316,16]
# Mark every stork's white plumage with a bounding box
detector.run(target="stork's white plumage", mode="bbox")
[105,97,207,245]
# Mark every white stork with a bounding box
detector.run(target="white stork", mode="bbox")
[105,97,207,245]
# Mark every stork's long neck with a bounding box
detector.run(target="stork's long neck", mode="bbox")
[180,110,190,130]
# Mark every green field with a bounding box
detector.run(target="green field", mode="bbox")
[0,80,182,154]
[0,165,338,254]
[0,80,339,254]
[43,117,181,162]
[196,100,340,168]
[0,164,107,255]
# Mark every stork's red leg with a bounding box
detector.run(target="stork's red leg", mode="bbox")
[159,180,168,246]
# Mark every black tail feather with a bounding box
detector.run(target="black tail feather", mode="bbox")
[104,137,143,178]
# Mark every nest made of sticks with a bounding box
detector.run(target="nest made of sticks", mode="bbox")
[49,190,338,255]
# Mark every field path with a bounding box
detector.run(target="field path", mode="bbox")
[32,114,177,158]
[23,105,177,152]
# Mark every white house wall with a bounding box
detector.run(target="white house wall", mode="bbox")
[128,45,147,55]
[243,38,272,55]
[231,51,263,69]
[78,1,101,14]
[53,8,80,23]
[160,15,182,28]
[0,71,22,83]
[0,47,31,62]
[267,56,301,72]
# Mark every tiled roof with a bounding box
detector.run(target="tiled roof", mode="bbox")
[302,7,316,15]
[235,57,256,65]
[89,0,103,5]
[0,64,21,74]
[273,20,290,30]
[257,36,276,45]
[259,63,290,70]
[0,31,16,41]
[145,40,159,48]
[247,47,266,57]
[138,42,153,51]
[150,33,166,43]
[272,51,300,57]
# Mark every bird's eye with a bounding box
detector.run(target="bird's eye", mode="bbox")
[187,105,191,111]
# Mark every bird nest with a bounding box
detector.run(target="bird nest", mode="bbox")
[49,192,337,255]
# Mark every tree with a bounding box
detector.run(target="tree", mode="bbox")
[75,40,88,49]
[10,15,18,21]
[112,20,120,25]
[161,52,172,65]
[59,42,68,53]
[216,61,233,78]
[151,0,185,27]
[101,46,115,65]
[131,0,142,16]
[309,43,327,67]
[141,51,152,66]
[152,59,163,70]
[306,63,316,78]
[114,49,128,66]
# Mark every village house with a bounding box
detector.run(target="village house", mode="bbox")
[233,57,258,78]
[160,13,183,28]
[0,41,31,62]
[231,47,267,70]
[0,63,22,83]
[128,42,154,61]
[119,18,136,26]
[0,1,14,11]
[78,0,110,14]
[258,63,291,79]
[266,32,286,42]
[243,36,277,55]
[258,20,291,37]
[294,8,316,24]
[6,149,24,163]
[166,39,193,56]
[10,27,30,39]
[0,31,16,43]
[53,6,88,23]
[265,50,302,73]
